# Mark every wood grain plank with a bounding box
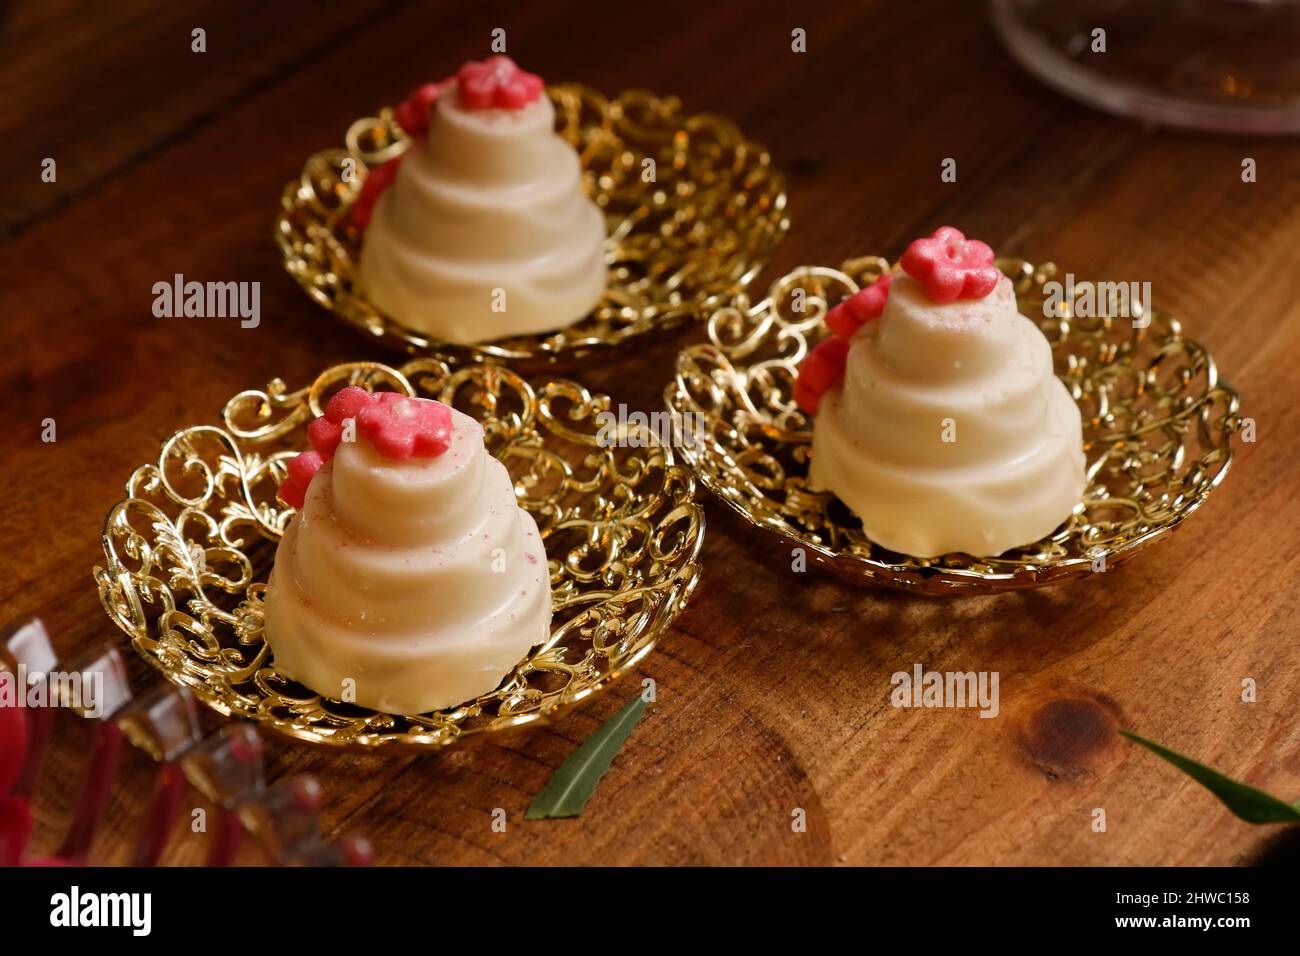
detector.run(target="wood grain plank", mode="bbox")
[0,0,398,236]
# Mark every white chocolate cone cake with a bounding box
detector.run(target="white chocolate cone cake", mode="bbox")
[797,227,1086,558]
[265,387,551,714]
[356,57,606,344]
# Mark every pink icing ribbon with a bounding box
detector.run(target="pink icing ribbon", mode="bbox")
[794,335,852,415]
[825,272,892,339]
[796,273,891,415]
[393,80,451,139]
[349,155,402,230]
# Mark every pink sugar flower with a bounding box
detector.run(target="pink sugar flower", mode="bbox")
[794,335,853,415]
[899,226,1001,304]
[357,392,455,461]
[456,56,544,111]
[825,272,893,339]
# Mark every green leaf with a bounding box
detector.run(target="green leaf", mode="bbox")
[526,694,648,820]
[1120,729,1300,824]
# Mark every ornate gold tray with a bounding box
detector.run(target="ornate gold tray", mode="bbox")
[666,257,1242,594]
[96,360,704,750]
[276,85,789,365]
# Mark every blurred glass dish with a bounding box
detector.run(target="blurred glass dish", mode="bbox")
[991,0,1300,134]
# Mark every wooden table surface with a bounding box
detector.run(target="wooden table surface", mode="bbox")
[3,0,1298,867]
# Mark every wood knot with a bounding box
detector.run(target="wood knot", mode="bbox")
[1014,692,1125,780]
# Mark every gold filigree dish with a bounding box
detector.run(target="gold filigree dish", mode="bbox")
[276,85,789,365]
[666,257,1241,594]
[96,360,704,750]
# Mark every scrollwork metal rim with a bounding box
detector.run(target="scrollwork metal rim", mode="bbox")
[275,84,790,366]
[95,359,706,750]
[665,257,1241,594]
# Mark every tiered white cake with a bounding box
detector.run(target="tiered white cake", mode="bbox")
[810,273,1086,557]
[359,65,606,343]
[265,397,551,714]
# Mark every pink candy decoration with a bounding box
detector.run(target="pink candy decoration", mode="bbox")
[306,417,342,458]
[351,78,447,230]
[277,388,456,509]
[825,272,893,339]
[352,59,542,231]
[795,227,1000,415]
[899,226,1001,304]
[456,56,544,111]
[307,385,374,457]
[794,335,852,415]
[325,385,375,423]
[279,451,324,511]
[349,155,403,230]
[393,80,451,138]
[798,273,893,416]
[357,391,455,461]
